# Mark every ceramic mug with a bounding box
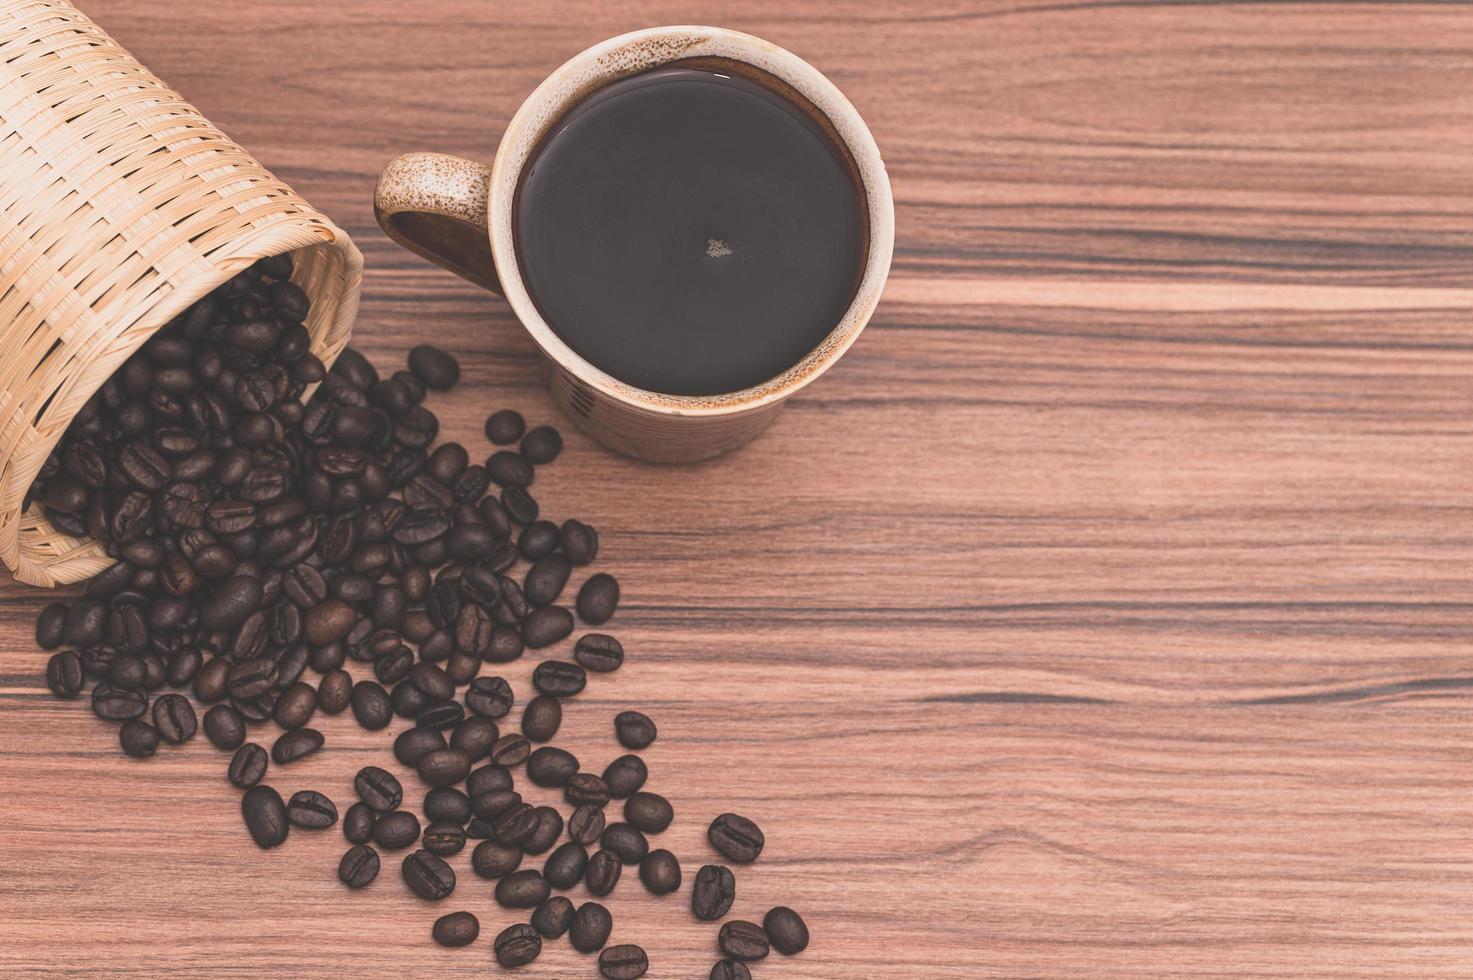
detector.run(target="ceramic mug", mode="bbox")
[374,25,893,463]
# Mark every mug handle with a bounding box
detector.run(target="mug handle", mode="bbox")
[374,152,501,293]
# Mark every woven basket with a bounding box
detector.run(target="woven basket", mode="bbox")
[0,0,362,587]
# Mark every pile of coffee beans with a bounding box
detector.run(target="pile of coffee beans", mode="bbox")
[31,255,808,977]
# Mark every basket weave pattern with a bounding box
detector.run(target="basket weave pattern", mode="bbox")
[0,0,362,587]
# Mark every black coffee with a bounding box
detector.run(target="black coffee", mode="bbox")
[516,66,864,396]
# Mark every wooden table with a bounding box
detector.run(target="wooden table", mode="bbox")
[3,2,1471,977]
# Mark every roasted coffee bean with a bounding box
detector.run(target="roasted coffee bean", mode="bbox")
[496,869,551,909]
[36,603,67,650]
[559,518,598,565]
[407,661,453,701]
[601,822,649,865]
[64,599,107,647]
[764,906,809,955]
[283,563,328,607]
[371,584,405,628]
[119,719,159,758]
[615,710,656,750]
[231,691,276,724]
[138,653,166,691]
[639,849,681,896]
[522,606,572,649]
[272,682,317,729]
[527,746,579,788]
[81,647,116,681]
[165,645,203,687]
[544,841,589,889]
[501,485,538,524]
[574,633,623,673]
[624,792,673,834]
[486,624,525,663]
[317,669,352,714]
[119,442,171,491]
[523,554,571,606]
[374,810,422,850]
[287,790,338,829]
[432,910,479,948]
[472,790,523,822]
[490,733,531,767]
[484,409,525,444]
[523,806,564,855]
[465,676,514,719]
[493,803,540,847]
[603,755,648,799]
[226,658,276,701]
[203,704,246,749]
[423,787,472,825]
[271,728,323,764]
[494,923,542,968]
[194,657,230,704]
[531,662,585,702]
[402,849,456,900]
[449,715,498,761]
[531,896,574,939]
[423,821,467,857]
[517,520,559,561]
[108,605,149,655]
[471,840,524,880]
[692,864,737,920]
[486,450,533,489]
[350,680,392,730]
[46,651,84,699]
[241,785,289,849]
[393,727,446,768]
[92,682,147,721]
[416,699,465,732]
[599,944,649,980]
[710,961,752,980]
[426,442,469,485]
[228,743,268,788]
[478,495,513,538]
[338,844,380,888]
[577,573,620,625]
[453,604,493,658]
[719,921,770,962]
[376,648,415,687]
[709,813,764,864]
[520,425,562,464]
[570,900,613,952]
[568,804,607,845]
[333,347,378,388]
[448,523,497,563]
[313,642,349,676]
[521,695,562,742]
[417,748,470,788]
[407,344,459,390]
[343,801,376,845]
[466,763,514,798]
[355,766,403,812]
[200,576,262,632]
[305,599,357,646]
[151,693,197,744]
[585,849,622,897]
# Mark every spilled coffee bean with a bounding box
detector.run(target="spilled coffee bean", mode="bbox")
[29,262,814,968]
[241,785,289,849]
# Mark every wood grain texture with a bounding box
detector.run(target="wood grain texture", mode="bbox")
[3,1,1472,976]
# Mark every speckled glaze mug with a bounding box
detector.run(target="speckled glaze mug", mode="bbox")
[374,25,893,463]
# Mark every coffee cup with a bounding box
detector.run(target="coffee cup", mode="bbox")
[375,25,892,462]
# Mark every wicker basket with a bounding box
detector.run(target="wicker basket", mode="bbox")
[0,0,362,587]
